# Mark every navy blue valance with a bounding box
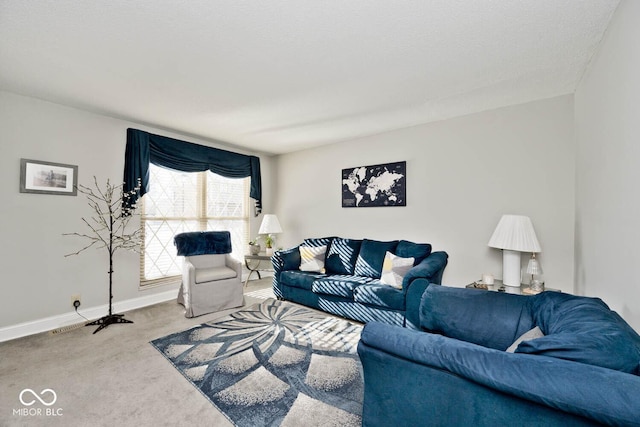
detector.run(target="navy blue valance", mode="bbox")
[123,128,261,212]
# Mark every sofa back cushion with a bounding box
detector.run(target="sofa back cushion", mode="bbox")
[303,236,336,248]
[354,239,399,278]
[325,238,362,275]
[420,285,534,350]
[519,292,640,374]
[395,240,432,265]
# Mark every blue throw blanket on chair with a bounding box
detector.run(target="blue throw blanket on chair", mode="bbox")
[174,231,232,256]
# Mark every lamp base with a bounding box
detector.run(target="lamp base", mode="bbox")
[530,279,545,293]
[502,249,521,287]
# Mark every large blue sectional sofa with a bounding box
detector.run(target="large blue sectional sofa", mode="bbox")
[358,285,640,426]
[272,236,448,328]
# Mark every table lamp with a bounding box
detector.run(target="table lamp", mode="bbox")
[258,214,283,255]
[488,215,541,287]
[527,253,544,292]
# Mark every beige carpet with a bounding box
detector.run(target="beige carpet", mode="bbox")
[0,279,276,427]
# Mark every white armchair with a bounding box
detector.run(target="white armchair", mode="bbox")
[174,231,244,318]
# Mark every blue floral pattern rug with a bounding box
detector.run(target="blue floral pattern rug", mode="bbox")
[151,299,363,426]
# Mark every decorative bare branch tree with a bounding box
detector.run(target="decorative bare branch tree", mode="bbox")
[64,176,142,334]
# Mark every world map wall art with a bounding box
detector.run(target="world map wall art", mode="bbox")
[342,161,406,208]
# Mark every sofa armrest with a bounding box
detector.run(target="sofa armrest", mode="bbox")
[402,251,448,289]
[272,246,301,299]
[403,279,431,329]
[400,252,448,328]
[359,322,640,426]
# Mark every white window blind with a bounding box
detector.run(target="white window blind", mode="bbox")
[140,163,249,286]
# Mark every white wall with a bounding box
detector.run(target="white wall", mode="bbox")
[276,95,576,290]
[0,91,274,332]
[575,0,640,330]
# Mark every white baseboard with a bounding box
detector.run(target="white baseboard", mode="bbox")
[0,289,178,343]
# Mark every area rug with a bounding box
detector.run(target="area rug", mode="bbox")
[150,298,363,427]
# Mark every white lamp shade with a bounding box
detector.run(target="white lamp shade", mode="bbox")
[258,214,283,235]
[488,215,541,253]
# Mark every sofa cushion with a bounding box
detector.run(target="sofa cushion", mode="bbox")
[354,239,399,278]
[325,238,362,275]
[280,270,326,291]
[518,292,640,374]
[380,251,414,289]
[299,245,327,273]
[312,275,374,299]
[395,240,432,265]
[420,285,535,350]
[353,282,405,311]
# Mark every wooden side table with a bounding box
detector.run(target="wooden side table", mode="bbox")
[466,279,559,295]
[244,254,273,287]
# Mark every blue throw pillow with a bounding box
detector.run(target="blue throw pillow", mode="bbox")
[395,240,432,265]
[325,238,362,275]
[276,247,301,271]
[518,292,640,374]
[354,239,399,278]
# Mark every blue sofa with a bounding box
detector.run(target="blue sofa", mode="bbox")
[358,285,640,426]
[272,236,448,328]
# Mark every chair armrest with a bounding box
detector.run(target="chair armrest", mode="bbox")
[181,258,197,307]
[182,258,196,285]
[225,254,242,278]
[359,322,640,426]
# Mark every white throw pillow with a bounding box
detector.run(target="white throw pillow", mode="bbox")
[380,251,414,289]
[299,245,327,273]
[506,326,545,353]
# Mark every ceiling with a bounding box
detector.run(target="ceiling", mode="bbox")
[0,1,619,155]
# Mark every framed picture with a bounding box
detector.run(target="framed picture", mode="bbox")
[19,158,78,196]
[342,161,406,207]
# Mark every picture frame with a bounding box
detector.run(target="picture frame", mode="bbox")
[342,160,406,208]
[19,158,78,196]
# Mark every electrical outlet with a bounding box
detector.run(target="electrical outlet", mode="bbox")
[71,294,81,308]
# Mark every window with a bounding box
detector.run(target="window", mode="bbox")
[139,163,249,286]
